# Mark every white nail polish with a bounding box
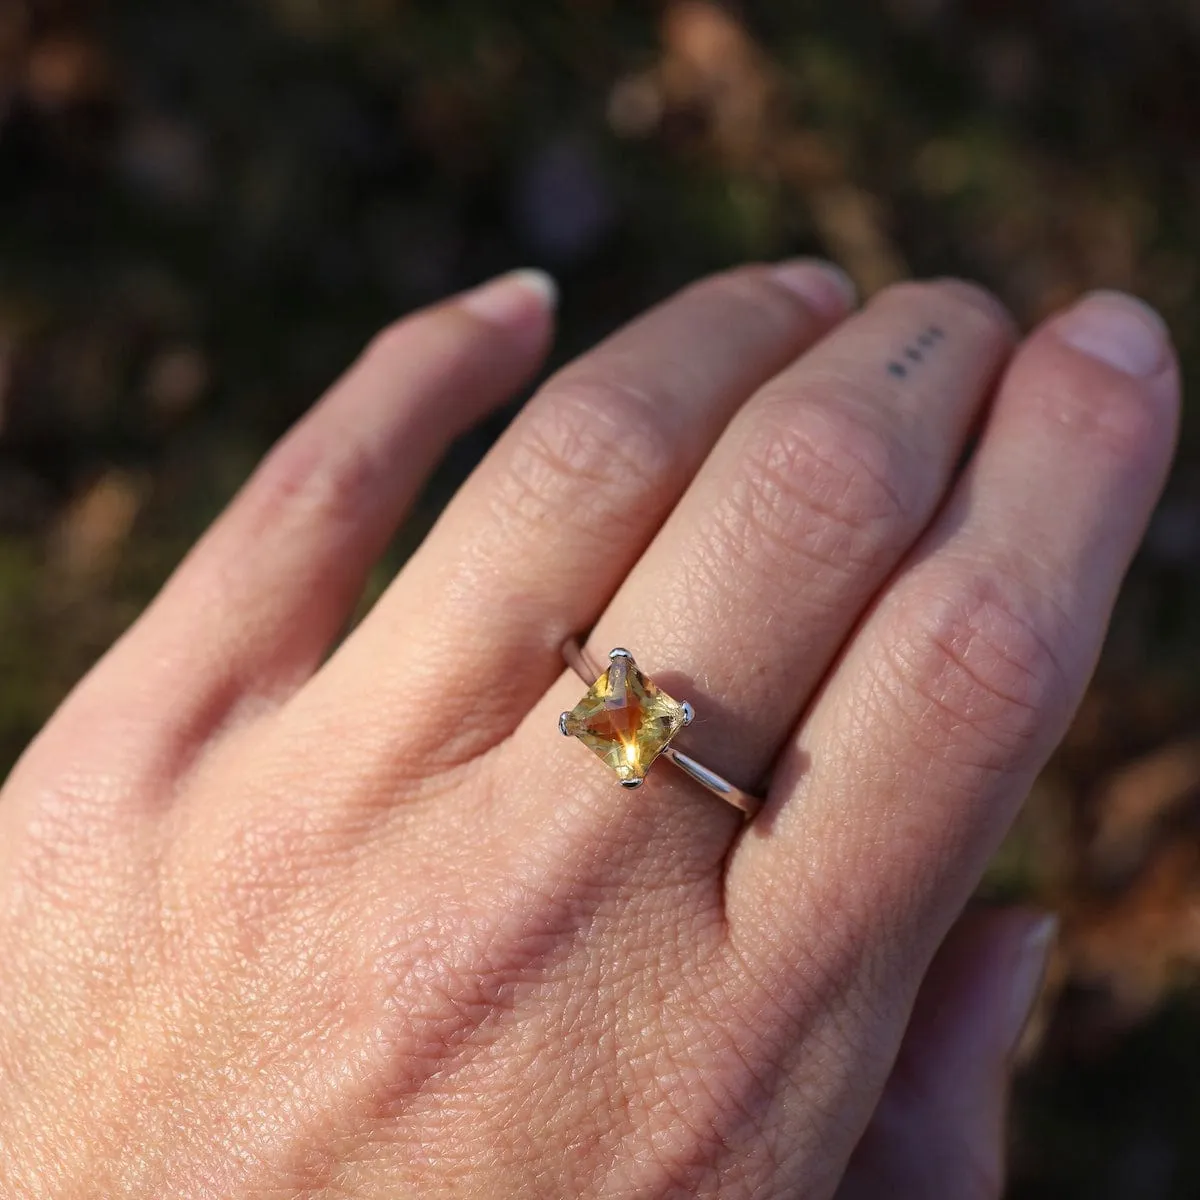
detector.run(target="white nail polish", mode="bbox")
[770,258,858,316]
[461,269,559,325]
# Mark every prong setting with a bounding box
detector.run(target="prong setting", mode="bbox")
[559,643,687,790]
[559,635,762,816]
[681,701,695,727]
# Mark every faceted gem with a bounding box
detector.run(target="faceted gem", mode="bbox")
[563,654,687,783]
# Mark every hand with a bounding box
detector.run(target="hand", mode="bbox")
[0,265,1178,1198]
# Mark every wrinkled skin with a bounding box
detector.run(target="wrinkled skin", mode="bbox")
[0,266,1179,1198]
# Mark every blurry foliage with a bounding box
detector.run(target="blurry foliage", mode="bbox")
[1,0,1199,1194]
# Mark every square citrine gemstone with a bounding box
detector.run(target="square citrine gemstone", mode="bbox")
[563,654,687,784]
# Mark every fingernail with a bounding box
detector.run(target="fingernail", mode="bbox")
[771,258,858,317]
[461,269,559,325]
[1005,913,1057,1054]
[1055,290,1170,378]
[935,278,1016,330]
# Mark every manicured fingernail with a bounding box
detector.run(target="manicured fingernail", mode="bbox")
[461,269,559,325]
[1005,914,1057,1054]
[1055,290,1169,378]
[771,258,858,317]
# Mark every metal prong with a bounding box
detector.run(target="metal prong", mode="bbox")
[558,712,572,736]
[620,777,644,790]
[609,647,634,661]
[681,701,695,726]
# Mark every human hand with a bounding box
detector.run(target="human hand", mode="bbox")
[0,264,1178,1197]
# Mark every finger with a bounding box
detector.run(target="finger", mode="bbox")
[15,271,557,791]
[304,261,856,771]
[583,280,1014,786]
[725,292,1178,1177]
[517,279,1013,854]
[836,908,1055,1200]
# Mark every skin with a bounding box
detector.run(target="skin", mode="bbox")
[0,265,1179,1198]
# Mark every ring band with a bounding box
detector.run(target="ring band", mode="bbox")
[559,639,763,819]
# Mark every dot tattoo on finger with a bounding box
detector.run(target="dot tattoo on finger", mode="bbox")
[887,324,947,379]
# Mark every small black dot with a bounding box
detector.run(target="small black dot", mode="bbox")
[929,324,946,340]
[887,361,907,379]
[905,347,923,363]
[918,332,936,348]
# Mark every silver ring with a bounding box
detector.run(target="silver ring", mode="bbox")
[559,640,762,819]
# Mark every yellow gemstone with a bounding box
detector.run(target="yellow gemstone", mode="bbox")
[563,654,687,783]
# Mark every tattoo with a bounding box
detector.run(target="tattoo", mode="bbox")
[888,324,946,380]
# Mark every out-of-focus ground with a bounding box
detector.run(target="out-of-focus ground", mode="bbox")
[0,1,1197,1194]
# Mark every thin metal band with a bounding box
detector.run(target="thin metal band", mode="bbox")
[563,639,763,819]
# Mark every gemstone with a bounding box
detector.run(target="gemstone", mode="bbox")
[563,653,687,784]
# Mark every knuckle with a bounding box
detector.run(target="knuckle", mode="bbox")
[879,567,1074,773]
[722,397,915,576]
[492,377,680,535]
[252,423,387,530]
[242,313,453,534]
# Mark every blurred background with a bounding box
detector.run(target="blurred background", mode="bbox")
[0,0,1197,1194]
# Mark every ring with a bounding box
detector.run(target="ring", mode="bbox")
[558,640,763,819]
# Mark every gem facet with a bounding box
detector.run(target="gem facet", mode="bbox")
[563,653,688,784]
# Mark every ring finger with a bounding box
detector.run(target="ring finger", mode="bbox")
[523,279,1015,841]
